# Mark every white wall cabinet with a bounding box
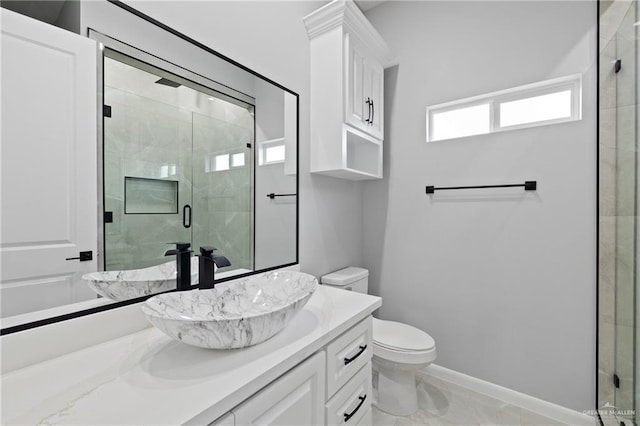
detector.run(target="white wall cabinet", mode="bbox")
[304,0,395,180]
[211,317,374,426]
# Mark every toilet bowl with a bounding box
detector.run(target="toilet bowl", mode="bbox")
[320,267,437,417]
[372,318,436,416]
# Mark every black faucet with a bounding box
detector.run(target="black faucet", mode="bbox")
[165,242,193,291]
[198,246,231,289]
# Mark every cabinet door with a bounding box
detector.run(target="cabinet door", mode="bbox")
[233,352,325,425]
[364,59,384,140]
[345,34,383,141]
[345,34,368,133]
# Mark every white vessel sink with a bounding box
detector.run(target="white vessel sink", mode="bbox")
[82,257,200,302]
[141,270,318,349]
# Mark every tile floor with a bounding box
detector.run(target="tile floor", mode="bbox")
[371,371,595,426]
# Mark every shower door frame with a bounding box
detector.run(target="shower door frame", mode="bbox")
[91,30,256,274]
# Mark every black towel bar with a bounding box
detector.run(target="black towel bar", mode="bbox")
[266,193,296,199]
[425,181,537,194]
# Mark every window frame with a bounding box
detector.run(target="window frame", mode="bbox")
[426,74,582,142]
[258,137,286,166]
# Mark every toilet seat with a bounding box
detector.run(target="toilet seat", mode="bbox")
[372,318,437,365]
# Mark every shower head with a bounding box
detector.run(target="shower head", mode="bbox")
[155,77,181,88]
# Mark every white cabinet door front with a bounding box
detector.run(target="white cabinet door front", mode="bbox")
[364,60,383,140]
[345,34,368,133]
[344,34,383,141]
[0,9,98,317]
[233,352,326,425]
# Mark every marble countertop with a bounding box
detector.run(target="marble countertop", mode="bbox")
[1,285,381,425]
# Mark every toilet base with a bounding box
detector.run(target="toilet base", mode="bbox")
[372,356,429,417]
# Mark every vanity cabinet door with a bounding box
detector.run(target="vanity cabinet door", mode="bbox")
[344,34,384,141]
[233,352,325,425]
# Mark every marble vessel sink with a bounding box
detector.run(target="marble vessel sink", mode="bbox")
[83,257,200,302]
[141,270,318,349]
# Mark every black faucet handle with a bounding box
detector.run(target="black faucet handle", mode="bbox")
[199,246,217,257]
[167,242,191,251]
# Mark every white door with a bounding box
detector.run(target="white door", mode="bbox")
[1,9,98,318]
[233,352,325,425]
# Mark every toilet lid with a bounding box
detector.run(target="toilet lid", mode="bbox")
[372,318,435,352]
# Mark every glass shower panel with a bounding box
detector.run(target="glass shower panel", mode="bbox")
[104,85,193,271]
[191,111,254,272]
[613,0,638,421]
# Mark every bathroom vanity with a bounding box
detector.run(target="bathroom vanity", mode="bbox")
[0,285,380,425]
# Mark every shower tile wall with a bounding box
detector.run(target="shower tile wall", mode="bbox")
[104,83,254,272]
[598,0,637,419]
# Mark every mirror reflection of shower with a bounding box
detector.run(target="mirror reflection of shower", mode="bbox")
[103,50,255,274]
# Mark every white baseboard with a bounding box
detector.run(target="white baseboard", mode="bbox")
[422,364,596,426]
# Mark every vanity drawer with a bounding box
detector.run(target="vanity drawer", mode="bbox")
[326,316,372,397]
[325,362,372,426]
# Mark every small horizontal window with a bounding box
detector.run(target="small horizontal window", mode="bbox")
[431,103,491,141]
[426,74,581,142]
[258,137,286,166]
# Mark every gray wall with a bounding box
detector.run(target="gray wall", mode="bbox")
[364,1,597,411]
[254,78,297,270]
[85,0,364,278]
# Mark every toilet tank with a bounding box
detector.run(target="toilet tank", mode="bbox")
[320,267,369,294]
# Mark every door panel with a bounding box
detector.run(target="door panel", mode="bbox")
[345,34,368,132]
[0,9,98,317]
[233,352,325,425]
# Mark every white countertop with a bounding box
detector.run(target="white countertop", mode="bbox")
[1,286,381,425]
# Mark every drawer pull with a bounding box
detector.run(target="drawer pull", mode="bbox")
[343,395,367,422]
[344,345,367,365]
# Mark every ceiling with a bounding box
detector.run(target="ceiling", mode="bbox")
[2,1,388,25]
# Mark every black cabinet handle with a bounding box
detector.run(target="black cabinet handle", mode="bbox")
[343,395,367,422]
[364,97,371,123]
[66,251,93,261]
[344,344,367,365]
[183,204,192,228]
[370,99,374,125]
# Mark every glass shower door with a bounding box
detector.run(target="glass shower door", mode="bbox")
[613,0,638,422]
[103,71,193,271]
[599,1,638,424]
[102,51,255,277]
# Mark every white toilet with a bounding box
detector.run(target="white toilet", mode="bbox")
[321,267,436,417]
